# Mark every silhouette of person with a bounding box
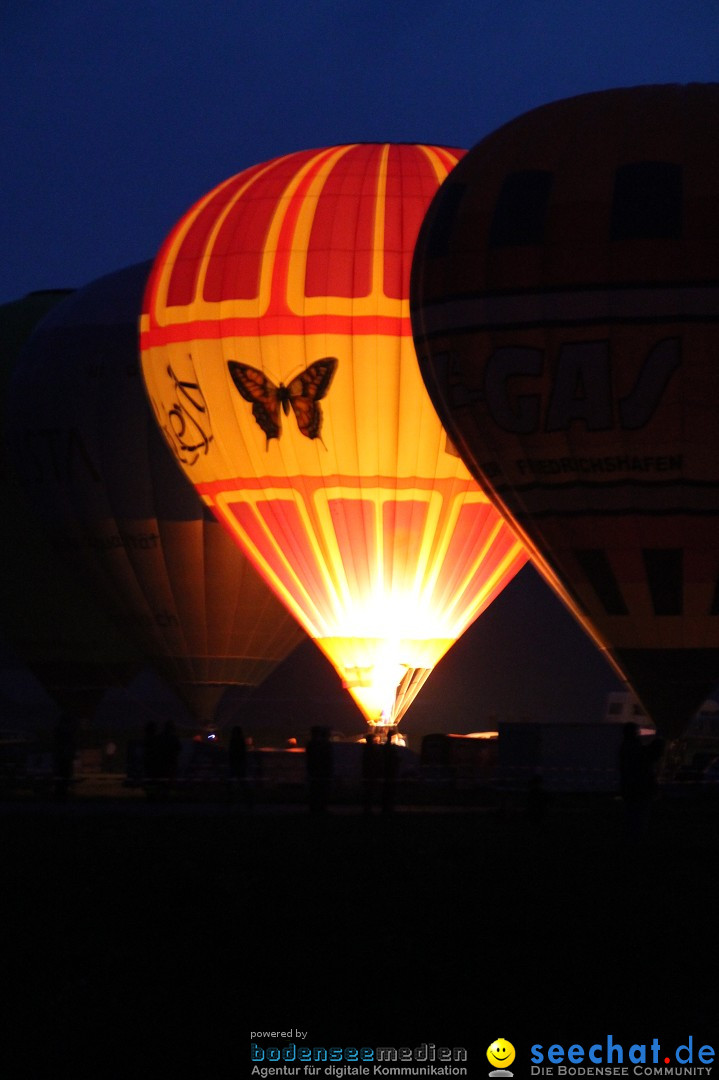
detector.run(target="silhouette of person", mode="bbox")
[104,739,118,773]
[228,725,253,808]
[156,720,181,786]
[381,731,400,814]
[305,726,333,812]
[141,720,162,799]
[361,732,383,813]
[228,726,247,779]
[143,721,160,779]
[619,722,664,837]
[52,713,77,800]
[525,772,549,823]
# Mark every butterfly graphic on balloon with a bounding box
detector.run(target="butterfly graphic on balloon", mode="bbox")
[227,357,338,448]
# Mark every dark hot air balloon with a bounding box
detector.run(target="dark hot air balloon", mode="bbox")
[411,84,719,737]
[0,289,141,717]
[7,264,305,727]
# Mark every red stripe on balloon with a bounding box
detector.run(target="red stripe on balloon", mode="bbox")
[329,497,377,599]
[382,500,430,584]
[305,145,380,299]
[384,146,443,300]
[140,312,413,349]
[267,147,343,313]
[166,166,266,307]
[197,473,480,499]
[225,496,336,622]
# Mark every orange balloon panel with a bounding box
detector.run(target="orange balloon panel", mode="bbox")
[141,144,527,727]
[411,86,719,735]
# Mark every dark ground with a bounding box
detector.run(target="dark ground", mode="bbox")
[1,792,717,1077]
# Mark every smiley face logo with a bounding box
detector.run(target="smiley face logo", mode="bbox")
[487,1038,516,1074]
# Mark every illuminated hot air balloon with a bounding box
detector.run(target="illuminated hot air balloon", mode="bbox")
[0,290,141,717]
[7,263,305,727]
[140,144,527,731]
[411,84,719,737]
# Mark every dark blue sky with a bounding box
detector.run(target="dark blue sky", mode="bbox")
[2,1,718,730]
[3,0,717,303]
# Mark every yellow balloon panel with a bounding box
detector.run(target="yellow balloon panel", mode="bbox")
[142,145,527,726]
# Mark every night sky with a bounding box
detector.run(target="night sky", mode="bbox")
[3,1,718,735]
[5,1,717,304]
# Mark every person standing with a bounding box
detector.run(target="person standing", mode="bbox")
[361,732,383,813]
[156,720,182,788]
[619,722,663,837]
[228,725,253,808]
[381,732,399,814]
[305,726,333,813]
[52,713,77,801]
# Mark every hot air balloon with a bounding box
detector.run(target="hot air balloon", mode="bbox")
[411,84,719,737]
[140,144,527,733]
[0,290,142,718]
[6,263,305,728]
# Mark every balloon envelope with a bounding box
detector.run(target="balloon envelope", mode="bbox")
[411,84,719,736]
[7,264,305,725]
[0,290,141,716]
[140,144,527,729]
